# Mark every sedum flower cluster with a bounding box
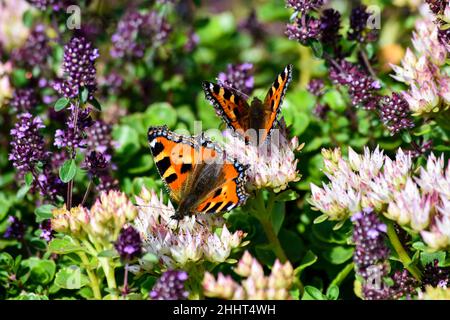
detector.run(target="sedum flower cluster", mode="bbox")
[133,187,248,270]
[391,9,450,115]
[51,190,137,247]
[224,125,302,192]
[310,146,450,250]
[203,251,294,300]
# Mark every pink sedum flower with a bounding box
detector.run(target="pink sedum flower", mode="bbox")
[203,251,294,300]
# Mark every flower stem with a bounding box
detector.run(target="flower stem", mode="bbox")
[122,263,129,296]
[81,180,92,206]
[386,221,422,282]
[252,191,288,263]
[66,101,80,210]
[77,251,102,299]
[330,262,354,288]
[99,257,118,299]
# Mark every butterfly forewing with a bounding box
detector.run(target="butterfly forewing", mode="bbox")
[261,64,293,141]
[148,126,248,217]
[203,65,293,144]
[202,81,250,132]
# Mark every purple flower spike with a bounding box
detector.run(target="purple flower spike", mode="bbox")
[150,270,189,300]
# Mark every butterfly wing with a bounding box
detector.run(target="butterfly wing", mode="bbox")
[193,139,248,214]
[202,81,250,133]
[148,126,199,202]
[260,64,293,141]
[148,126,248,215]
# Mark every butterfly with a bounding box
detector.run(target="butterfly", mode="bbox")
[148,125,249,220]
[202,64,293,144]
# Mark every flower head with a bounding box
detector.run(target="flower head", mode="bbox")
[352,208,389,280]
[114,225,142,261]
[320,9,341,45]
[10,88,38,113]
[217,63,254,96]
[51,190,137,244]
[422,259,450,288]
[12,24,50,69]
[9,113,48,174]
[4,216,25,241]
[54,107,93,149]
[39,219,54,242]
[59,36,99,99]
[286,0,324,14]
[133,188,247,270]
[111,10,171,59]
[347,5,378,43]
[307,78,325,96]
[224,126,302,192]
[150,270,189,300]
[203,251,294,300]
[379,93,415,135]
[286,15,322,45]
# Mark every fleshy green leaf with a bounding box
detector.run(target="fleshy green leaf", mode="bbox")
[302,286,326,300]
[48,237,84,254]
[326,285,340,300]
[54,266,89,289]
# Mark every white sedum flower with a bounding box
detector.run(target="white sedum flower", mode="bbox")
[133,187,247,270]
[223,127,302,193]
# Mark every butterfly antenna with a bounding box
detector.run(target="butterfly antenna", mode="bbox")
[196,219,205,227]
[133,203,175,214]
[215,78,251,100]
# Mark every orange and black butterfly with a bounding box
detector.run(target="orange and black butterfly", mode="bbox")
[148,126,248,220]
[202,64,293,144]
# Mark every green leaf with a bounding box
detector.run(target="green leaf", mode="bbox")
[401,131,412,143]
[16,184,31,199]
[326,285,340,300]
[35,204,56,223]
[22,9,34,28]
[323,246,354,265]
[24,172,33,186]
[309,40,323,58]
[80,87,89,103]
[97,250,118,258]
[295,250,318,275]
[142,253,158,264]
[333,220,345,231]
[88,97,102,111]
[48,237,84,254]
[274,190,299,202]
[420,251,446,267]
[313,214,328,224]
[59,159,77,183]
[54,98,70,111]
[55,266,89,289]
[302,286,326,300]
[143,102,177,128]
[21,258,56,285]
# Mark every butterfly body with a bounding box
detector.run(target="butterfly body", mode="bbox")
[203,64,293,144]
[148,126,248,220]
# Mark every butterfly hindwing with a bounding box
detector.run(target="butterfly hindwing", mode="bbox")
[202,81,250,132]
[194,140,248,214]
[261,64,293,140]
